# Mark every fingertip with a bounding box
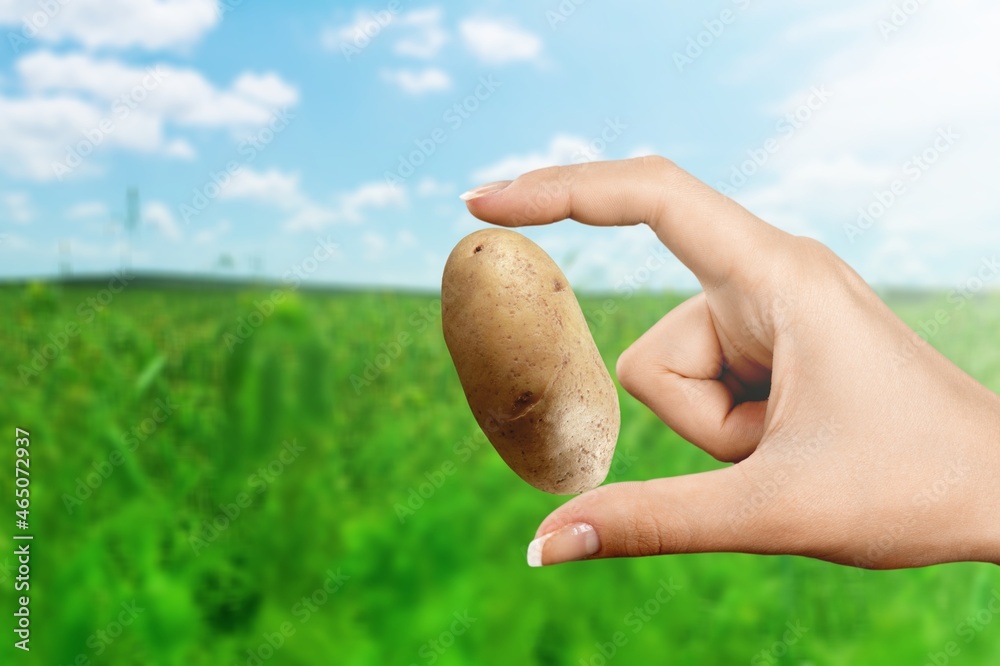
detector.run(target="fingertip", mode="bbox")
[527,522,600,567]
[458,180,513,202]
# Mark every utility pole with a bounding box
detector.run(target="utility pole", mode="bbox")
[58,239,71,276]
[123,187,139,270]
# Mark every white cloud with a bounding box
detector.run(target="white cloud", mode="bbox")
[1,192,34,224]
[781,5,884,44]
[0,232,30,251]
[322,8,453,91]
[0,0,219,52]
[285,181,408,230]
[164,138,196,159]
[18,52,298,126]
[380,67,451,94]
[470,135,595,183]
[416,177,455,197]
[323,9,390,49]
[215,168,408,231]
[340,182,408,223]
[323,7,448,59]
[0,95,106,180]
[459,17,542,64]
[194,219,232,246]
[144,201,182,241]
[522,224,694,292]
[733,0,1000,282]
[361,232,388,260]
[359,228,421,262]
[0,51,298,181]
[66,201,108,219]
[736,156,894,236]
[221,168,305,208]
[283,204,340,232]
[54,237,142,263]
[864,235,935,287]
[394,7,449,59]
[232,72,301,108]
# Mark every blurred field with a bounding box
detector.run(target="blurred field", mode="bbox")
[1,280,999,665]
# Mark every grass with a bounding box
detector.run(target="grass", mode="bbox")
[1,280,999,665]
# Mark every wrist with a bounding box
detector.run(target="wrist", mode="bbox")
[964,390,1000,565]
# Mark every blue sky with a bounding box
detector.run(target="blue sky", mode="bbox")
[0,0,998,291]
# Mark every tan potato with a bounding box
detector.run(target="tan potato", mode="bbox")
[442,228,620,494]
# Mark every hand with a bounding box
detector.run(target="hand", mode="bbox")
[461,157,1000,569]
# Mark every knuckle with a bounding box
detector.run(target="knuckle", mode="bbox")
[531,164,566,181]
[780,236,859,288]
[617,483,692,556]
[573,482,694,558]
[615,345,642,394]
[707,446,745,464]
[757,236,867,325]
[633,154,677,175]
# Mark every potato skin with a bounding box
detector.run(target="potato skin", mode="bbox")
[442,228,619,494]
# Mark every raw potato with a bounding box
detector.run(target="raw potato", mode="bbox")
[442,228,620,494]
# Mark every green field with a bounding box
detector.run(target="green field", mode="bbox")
[2,281,999,665]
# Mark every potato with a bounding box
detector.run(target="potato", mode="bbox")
[442,228,620,494]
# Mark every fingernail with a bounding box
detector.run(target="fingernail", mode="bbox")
[527,523,600,567]
[459,180,512,201]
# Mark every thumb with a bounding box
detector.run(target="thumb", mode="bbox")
[527,465,790,566]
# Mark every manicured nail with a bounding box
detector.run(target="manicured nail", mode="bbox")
[527,523,600,567]
[459,180,512,201]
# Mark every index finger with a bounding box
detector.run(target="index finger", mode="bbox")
[461,156,790,288]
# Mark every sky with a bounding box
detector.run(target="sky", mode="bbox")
[0,0,998,292]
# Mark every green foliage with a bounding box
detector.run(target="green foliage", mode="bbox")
[1,284,998,665]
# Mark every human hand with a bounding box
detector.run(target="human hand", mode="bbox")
[460,157,1000,569]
